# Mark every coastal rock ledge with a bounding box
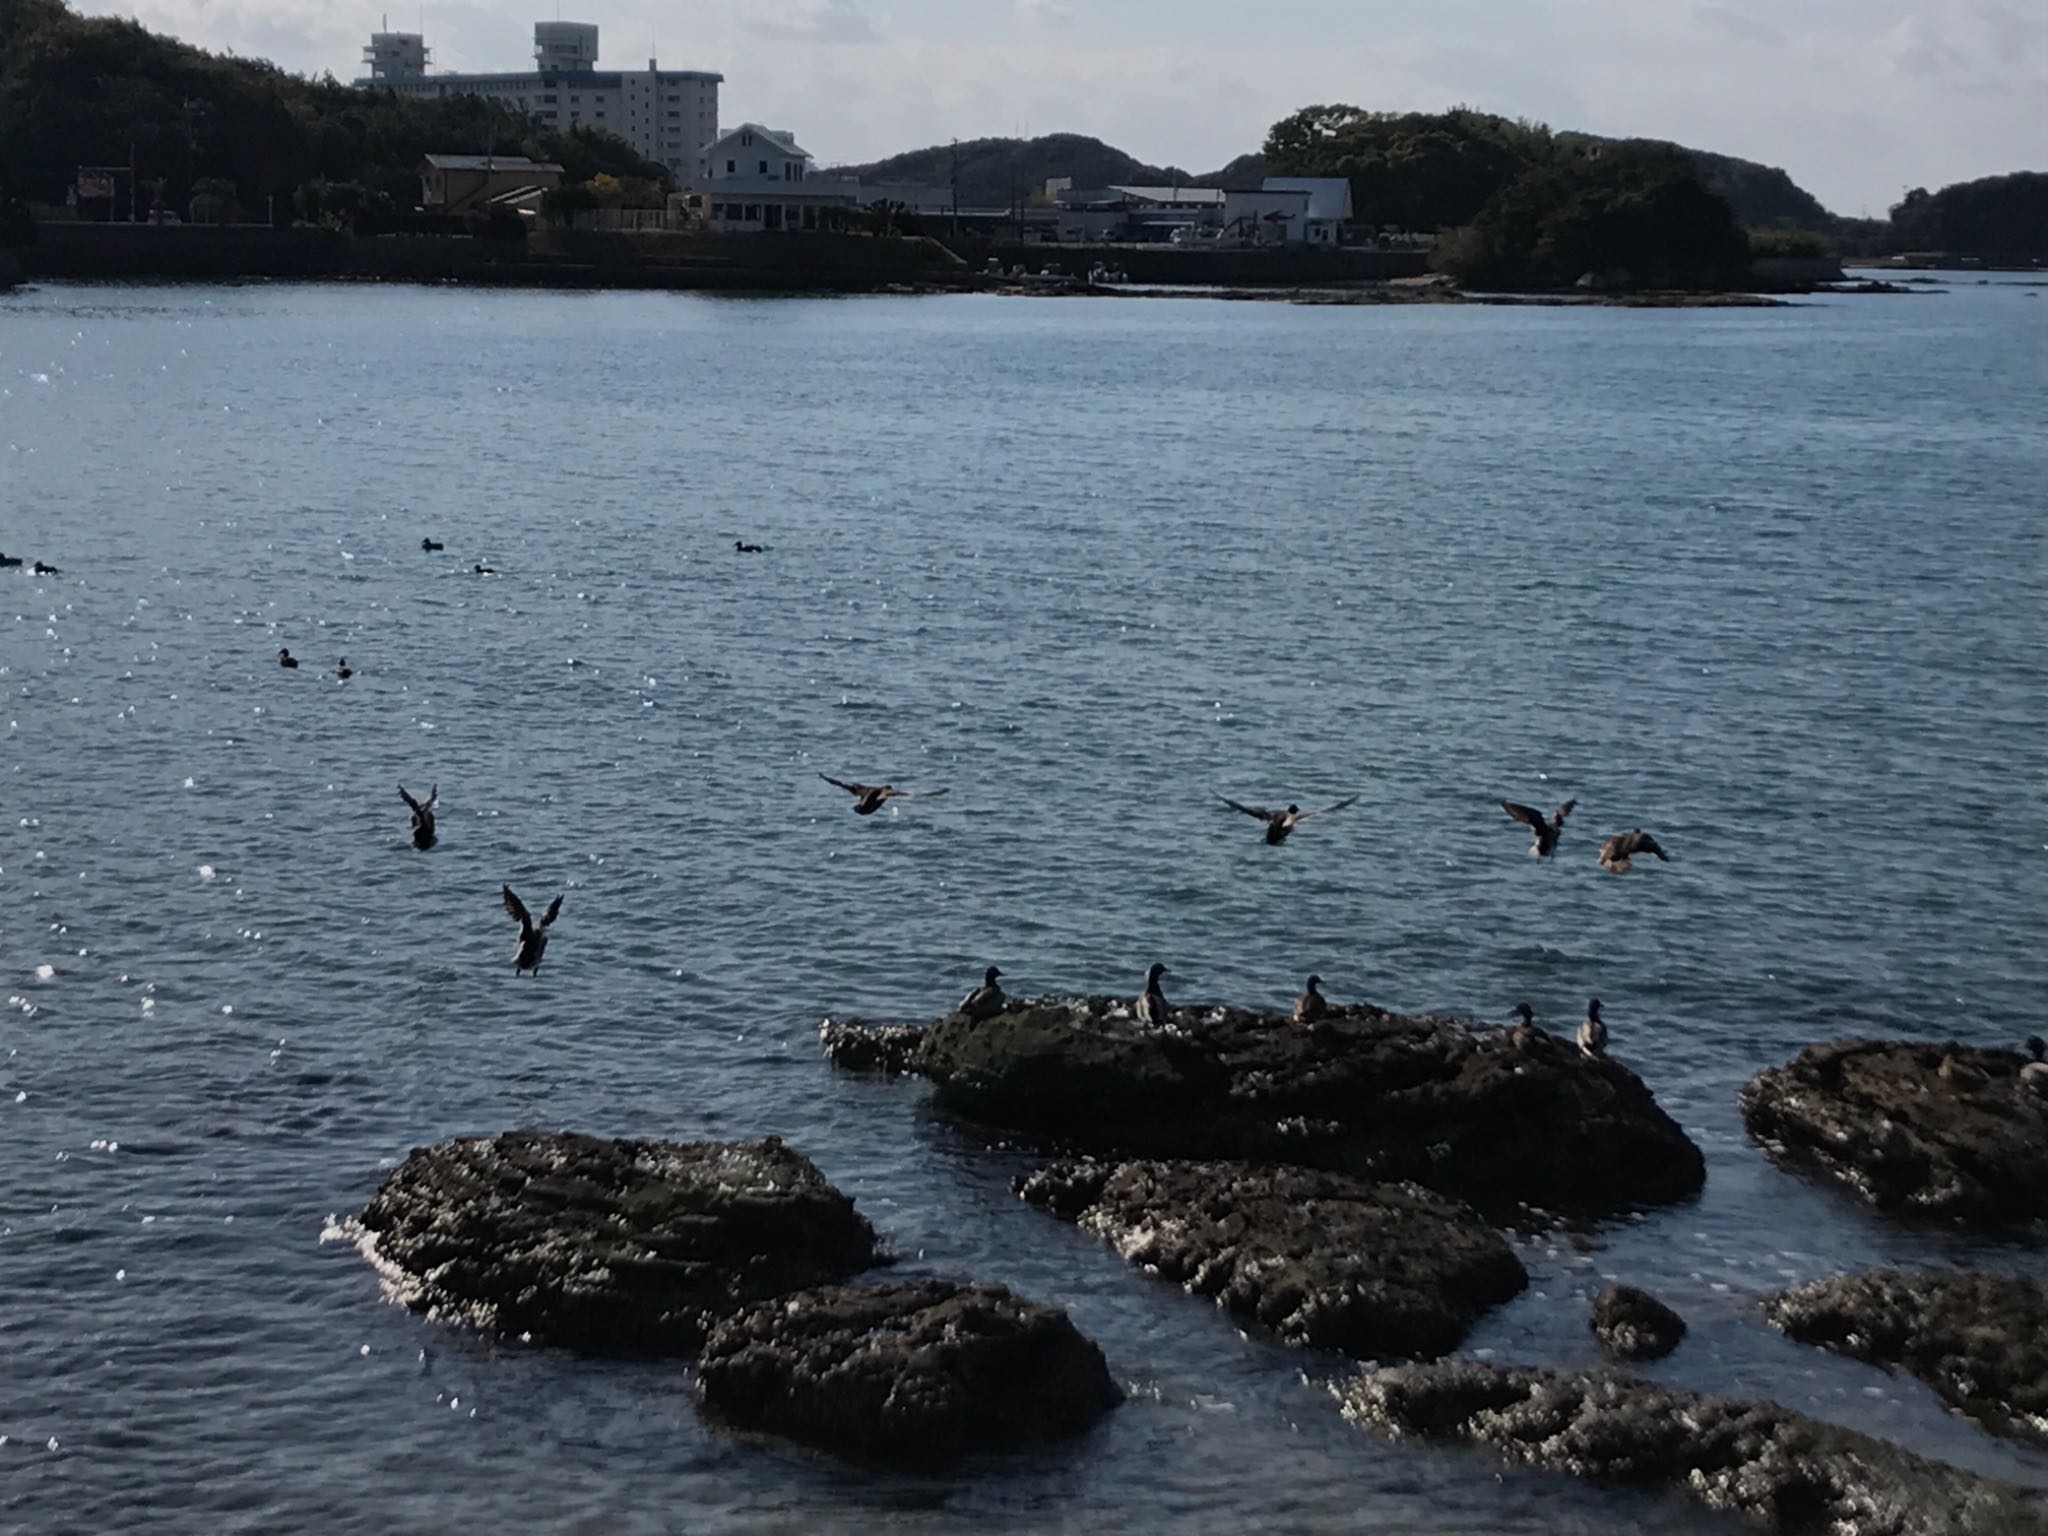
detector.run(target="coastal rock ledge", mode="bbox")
[1339,1361,2045,1536]
[696,1279,1120,1462]
[1767,1269,2048,1450]
[1740,1039,2048,1224]
[355,1130,884,1355]
[1018,1159,1527,1360]
[831,996,1704,1216]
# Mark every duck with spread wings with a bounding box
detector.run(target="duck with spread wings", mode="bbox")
[1217,794,1359,846]
[819,774,948,817]
[503,885,563,974]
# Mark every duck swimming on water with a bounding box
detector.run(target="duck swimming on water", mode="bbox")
[1218,794,1359,846]
[473,563,495,575]
[1578,999,1608,1059]
[1137,963,1171,1027]
[1503,799,1576,858]
[398,784,437,850]
[278,648,299,669]
[819,774,948,816]
[735,540,765,554]
[1294,974,1329,1024]
[0,552,20,568]
[31,560,60,576]
[502,885,563,975]
[335,658,353,680]
[1599,829,1669,873]
[421,538,443,552]
[959,966,1005,1020]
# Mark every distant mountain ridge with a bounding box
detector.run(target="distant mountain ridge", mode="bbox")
[831,130,1839,230]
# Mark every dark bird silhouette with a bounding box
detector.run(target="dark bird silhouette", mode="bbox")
[1599,829,1669,873]
[1508,1000,1543,1049]
[734,540,766,553]
[2022,1036,2047,1093]
[502,885,563,975]
[819,774,948,816]
[1136,963,1171,1027]
[1218,794,1359,845]
[959,965,1006,1020]
[0,552,20,568]
[1578,998,1608,1059]
[473,563,494,575]
[421,538,444,552]
[399,784,437,850]
[1503,798,1576,857]
[335,657,353,680]
[277,648,299,669]
[1293,974,1328,1024]
[31,560,60,576]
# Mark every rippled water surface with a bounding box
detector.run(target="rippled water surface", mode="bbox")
[2,277,2044,1534]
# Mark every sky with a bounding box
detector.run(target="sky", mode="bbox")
[75,0,2048,214]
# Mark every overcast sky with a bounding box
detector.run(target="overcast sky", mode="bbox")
[77,0,2046,214]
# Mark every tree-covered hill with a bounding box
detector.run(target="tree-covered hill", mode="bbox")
[1888,172,2047,258]
[827,133,1195,206]
[0,0,670,218]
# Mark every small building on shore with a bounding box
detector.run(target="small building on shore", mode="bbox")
[420,155,564,215]
[697,125,861,232]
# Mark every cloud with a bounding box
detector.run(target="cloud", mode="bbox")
[1692,4,1785,49]
[743,0,876,45]
[1016,0,1075,30]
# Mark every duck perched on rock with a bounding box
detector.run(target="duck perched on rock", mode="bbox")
[1507,1002,1542,1050]
[1294,975,1329,1024]
[1578,999,1608,1059]
[2023,1037,2048,1093]
[1502,799,1575,858]
[1599,829,1669,873]
[959,966,1006,1020]
[1136,963,1171,1027]
[1218,794,1359,846]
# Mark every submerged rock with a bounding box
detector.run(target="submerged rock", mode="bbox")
[696,1278,1120,1462]
[1741,1039,2048,1224]
[1767,1269,2048,1449]
[1018,1158,1526,1360]
[817,1017,924,1076]
[1590,1283,1687,1360]
[1339,1360,2043,1536]
[355,1129,883,1355]
[908,996,1702,1216]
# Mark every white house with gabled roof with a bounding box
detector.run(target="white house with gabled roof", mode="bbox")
[697,124,864,232]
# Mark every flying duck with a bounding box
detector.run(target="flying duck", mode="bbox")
[1578,998,1608,1059]
[1599,829,1669,873]
[1293,974,1329,1024]
[735,540,766,554]
[1218,794,1359,845]
[2022,1036,2047,1092]
[335,658,353,680]
[421,538,444,552]
[959,965,1006,1020]
[1137,963,1171,1027]
[1508,1000,1542,1049]
[819,774,948,816]
[277,648,300,669]
[1503,799,1576,857]
[502,885,563,975]
[398,783,437,850]
[0,552,20,568]
[31,560,60,576]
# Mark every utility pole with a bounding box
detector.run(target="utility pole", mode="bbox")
[950,138,959,238]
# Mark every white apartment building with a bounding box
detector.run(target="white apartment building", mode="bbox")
[356,21,721,183]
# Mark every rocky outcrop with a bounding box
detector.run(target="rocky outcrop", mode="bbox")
[1339,1361,2044,1536]
[1741,1039,2048,1224]
[354,1130,884,1355]
[696,1279,1120,1462]
[817,1017,924,1076]
[1590,1284,1687,1360]
[1767,1270,2048,1449]
[1018,1159,1526,1359]
[902,997,1702,1216]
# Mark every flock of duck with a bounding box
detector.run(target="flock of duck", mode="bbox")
[1,549,61,575]
[246,532,2044,1086]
